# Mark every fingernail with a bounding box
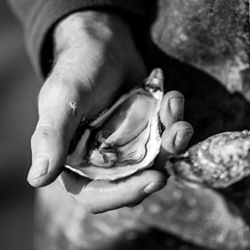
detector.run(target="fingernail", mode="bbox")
[144,181,166,195]
[169,97,184,118]
[175,129,193,149]
[27,156,49,181]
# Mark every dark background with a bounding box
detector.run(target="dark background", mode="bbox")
[0,1,39,249]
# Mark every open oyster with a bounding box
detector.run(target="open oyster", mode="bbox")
[65,69,164,180]
[166,130,250,188]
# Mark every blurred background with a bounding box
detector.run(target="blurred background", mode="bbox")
[0,1,40,249]
[0,1,249,250]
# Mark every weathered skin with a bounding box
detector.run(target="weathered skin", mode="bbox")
[35,1,250,250]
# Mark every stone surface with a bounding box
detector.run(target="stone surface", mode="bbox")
[152,0,250,101]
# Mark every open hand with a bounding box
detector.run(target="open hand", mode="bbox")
[27,11,193,213]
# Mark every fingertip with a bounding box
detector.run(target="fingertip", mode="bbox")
[27,174,53,188]
[174,127,194,151]
[27,156,48,187]
[27,157,62,187]
[169,95,184,119]
[163,90,184,102]
[143,181,166,195]
[160,91,185,128]
[66,170,167,212]
[29,125,71,187]
[122,170,167,205]
[161,121,193,155]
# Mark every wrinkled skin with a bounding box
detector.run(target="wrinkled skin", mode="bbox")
[28,12,193,213]
[32,2,250,250]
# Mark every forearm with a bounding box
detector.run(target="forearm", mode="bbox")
[45,10,146,120]
[54,11,133,59]
[6,0,148,78]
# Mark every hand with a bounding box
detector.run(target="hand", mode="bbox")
[60,90,193,213]
[27,11,193,213]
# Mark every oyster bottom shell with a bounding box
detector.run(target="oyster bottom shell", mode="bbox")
[65,69,164,180]
[167,130,250,188]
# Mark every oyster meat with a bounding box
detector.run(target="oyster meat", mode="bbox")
[65,69,164,180]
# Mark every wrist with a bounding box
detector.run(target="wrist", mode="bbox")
[54,11,133,57]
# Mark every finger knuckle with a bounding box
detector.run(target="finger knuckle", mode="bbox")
[31,126,52,142]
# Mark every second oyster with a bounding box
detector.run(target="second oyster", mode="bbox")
[65,69,164,180]
[167,130,250,188]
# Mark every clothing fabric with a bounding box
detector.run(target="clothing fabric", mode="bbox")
[7,0,153,78]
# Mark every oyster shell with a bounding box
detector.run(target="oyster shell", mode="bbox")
[161,130,250,250]
[65,69,164,180]
[166,130,250,188]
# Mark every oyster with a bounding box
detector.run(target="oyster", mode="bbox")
[151,130,250,250]
[166,130,250,188]
[65,69,164,180]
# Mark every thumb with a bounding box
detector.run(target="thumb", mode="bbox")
[60,169,167,213]
[27,80,83,187]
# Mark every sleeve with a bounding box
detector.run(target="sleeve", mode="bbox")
[7,0,153,79]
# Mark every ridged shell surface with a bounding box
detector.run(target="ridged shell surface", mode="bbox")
[167,130,250,188]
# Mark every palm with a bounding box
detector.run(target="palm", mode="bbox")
[27,11,193,213]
